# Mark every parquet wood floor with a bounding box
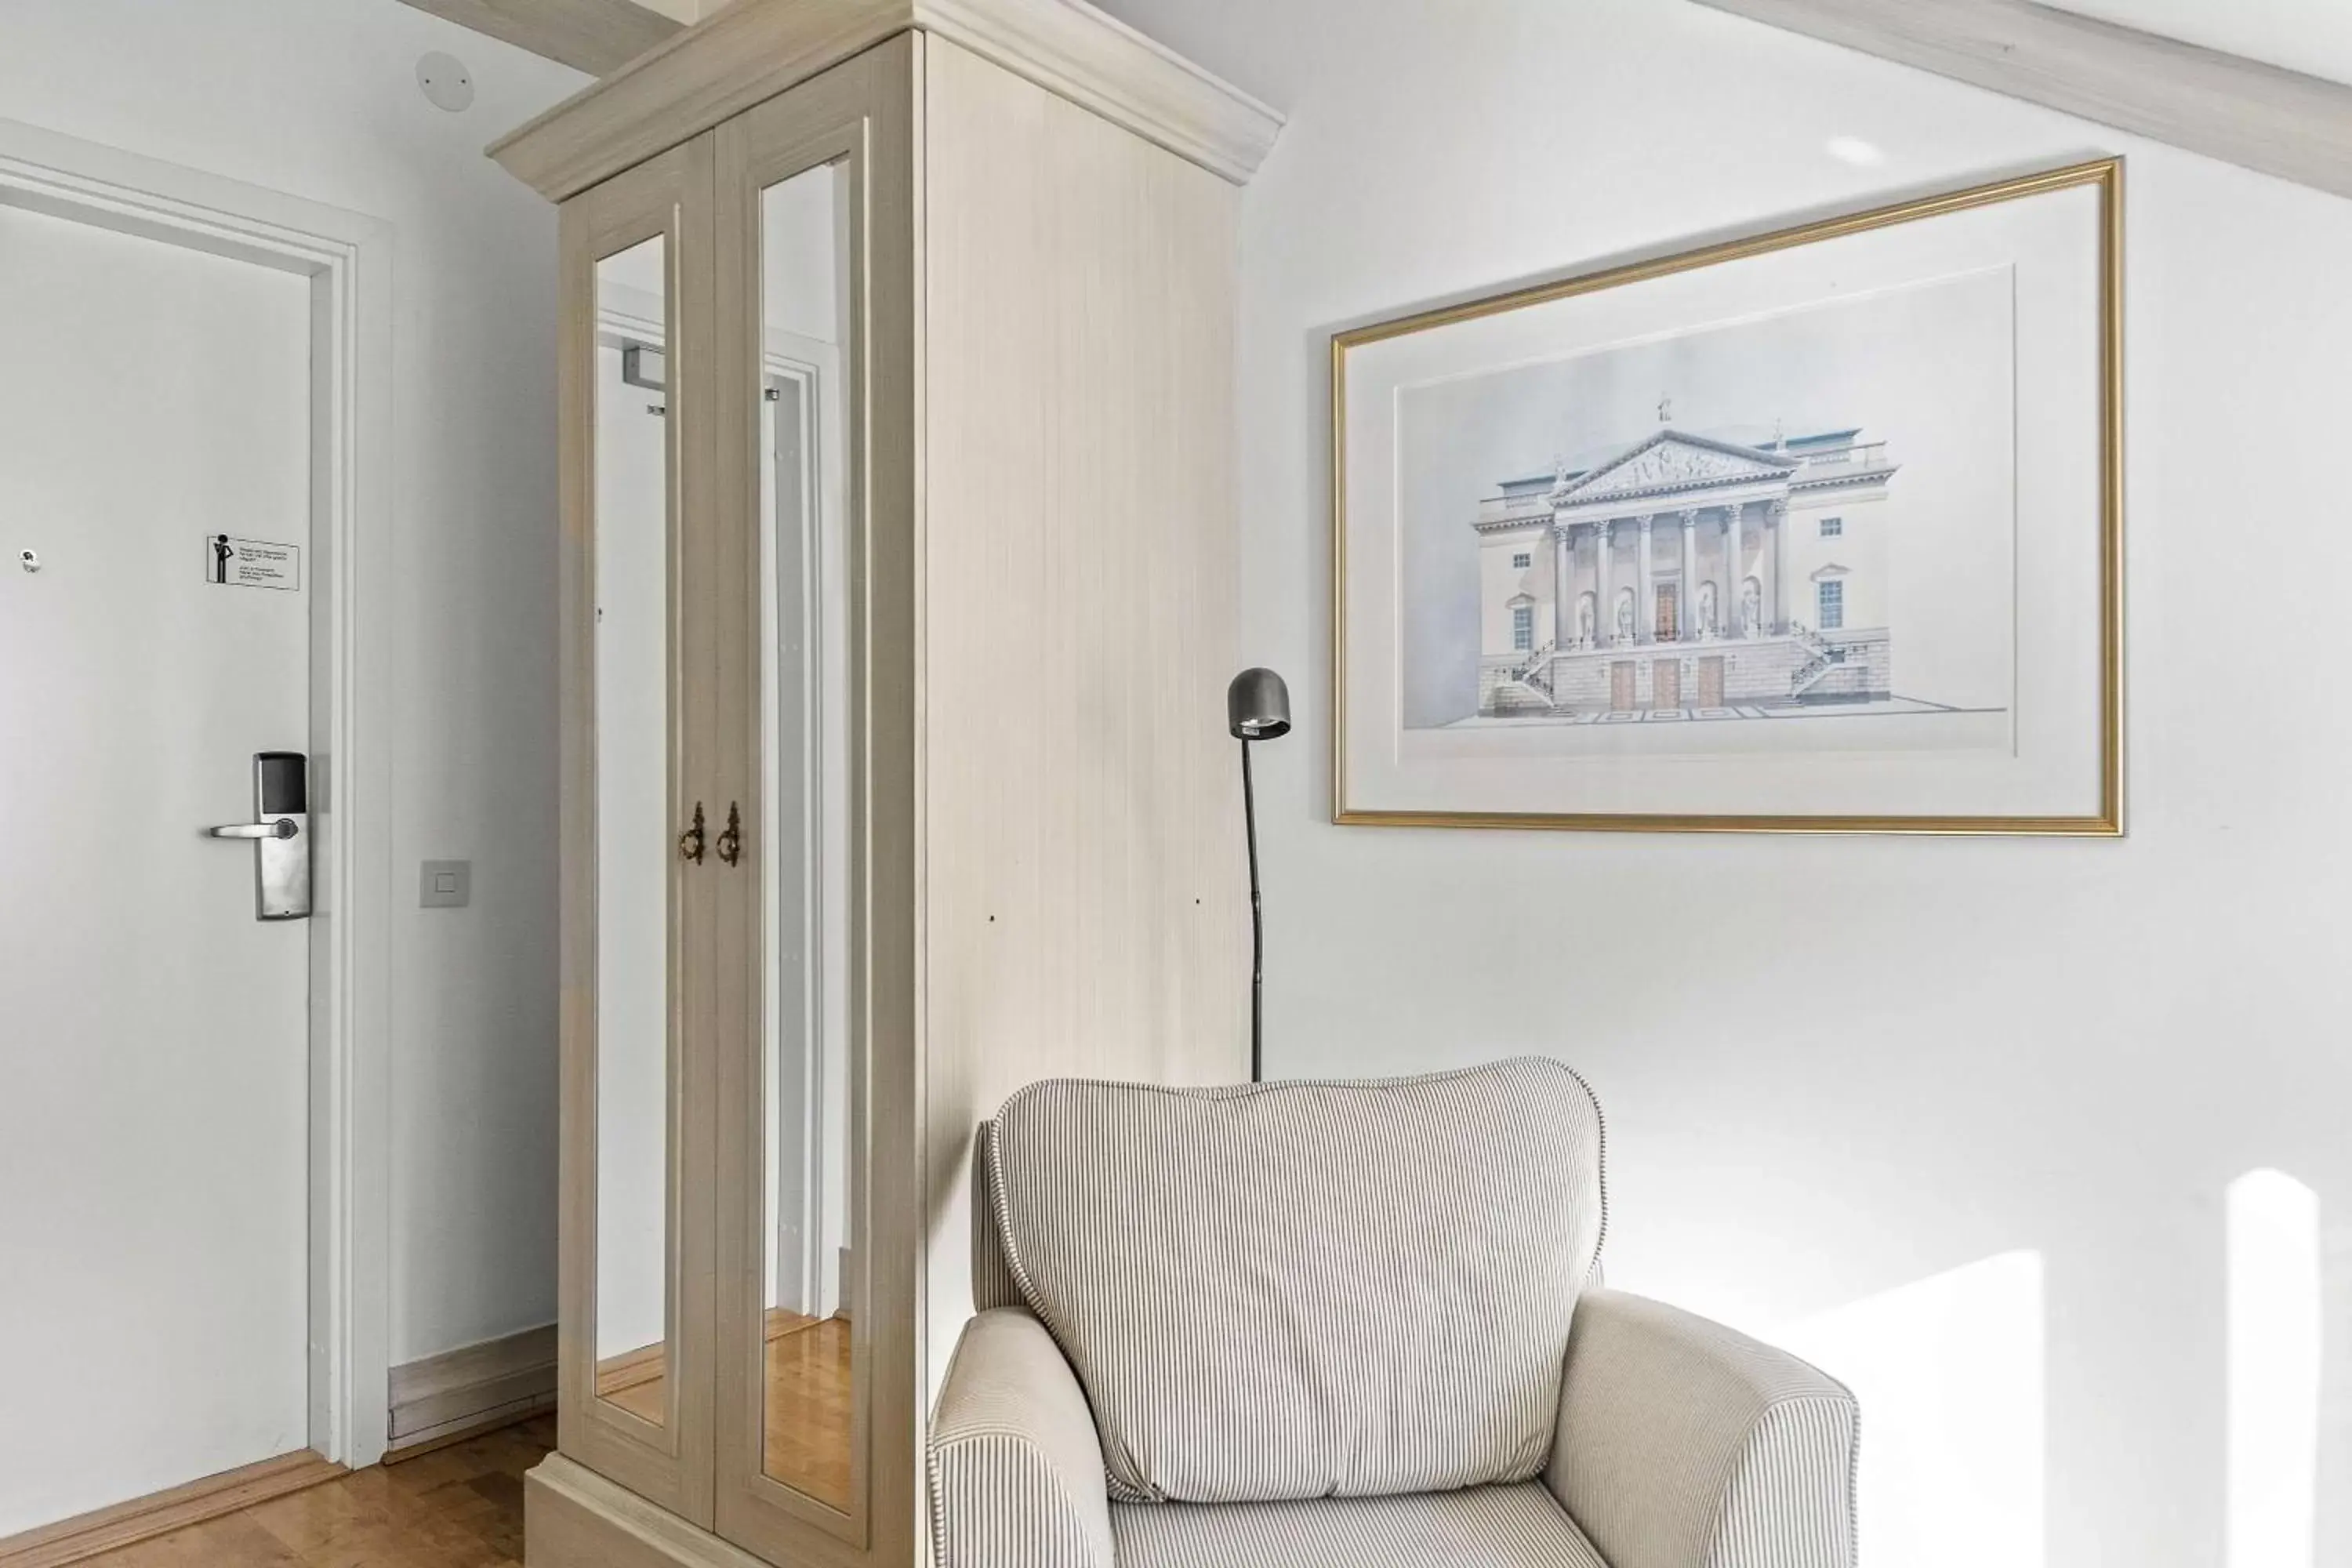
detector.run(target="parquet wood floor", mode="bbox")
[80,1313,855,1566]
[80,1417,554,1568]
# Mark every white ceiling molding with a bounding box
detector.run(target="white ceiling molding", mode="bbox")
[393,0,684,77]
[1691,0,2352,201]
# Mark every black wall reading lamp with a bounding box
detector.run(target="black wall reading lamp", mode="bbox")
[1226,667,1290,1082]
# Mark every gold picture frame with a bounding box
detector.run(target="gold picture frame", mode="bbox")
[1331,158,2124,835]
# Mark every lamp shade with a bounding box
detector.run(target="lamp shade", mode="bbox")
[1227,667,1291,740]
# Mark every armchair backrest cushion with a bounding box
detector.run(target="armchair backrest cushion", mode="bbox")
[985,1058,1606,1504]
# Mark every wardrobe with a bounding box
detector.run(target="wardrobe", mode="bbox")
[486,4,1279,1565]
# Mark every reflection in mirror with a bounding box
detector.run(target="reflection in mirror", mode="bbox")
[760,157,855,1512]
[593,232,673,1428]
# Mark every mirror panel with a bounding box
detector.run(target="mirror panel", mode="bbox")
[593,231,675,1430]
[757,156,856,1512]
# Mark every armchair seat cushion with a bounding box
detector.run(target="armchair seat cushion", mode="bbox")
[1109,1485,1609,1568]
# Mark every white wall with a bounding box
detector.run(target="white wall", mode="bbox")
[0,0,587,1366]
[1097,2,2352,1563]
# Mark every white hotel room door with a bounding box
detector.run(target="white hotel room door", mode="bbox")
[0,198,313,1534]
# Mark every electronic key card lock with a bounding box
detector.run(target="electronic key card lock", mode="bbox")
[208,752,312,920]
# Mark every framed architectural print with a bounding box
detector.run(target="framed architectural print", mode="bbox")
[1332,159,2122,833]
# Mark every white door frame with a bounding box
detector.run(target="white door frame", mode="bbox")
[0,117,394,1469]
[760,328,844,1326]
[764,350,824,1323]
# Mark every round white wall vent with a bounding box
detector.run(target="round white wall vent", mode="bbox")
[416,52,476,114]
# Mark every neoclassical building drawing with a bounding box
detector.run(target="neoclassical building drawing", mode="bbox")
[1473,421,1899,718]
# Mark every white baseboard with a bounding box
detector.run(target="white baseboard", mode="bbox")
[387,1323,557,1458]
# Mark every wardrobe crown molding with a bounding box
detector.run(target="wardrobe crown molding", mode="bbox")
[487,0,1285,200]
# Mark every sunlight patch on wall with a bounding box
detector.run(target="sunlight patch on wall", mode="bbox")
[2228,1167,2321,1568]
[1777,1250,2045,1568]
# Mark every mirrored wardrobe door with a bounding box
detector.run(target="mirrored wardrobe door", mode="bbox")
[750,140,857,1520]
[593,226,673,1432]
[713,35,917,1563]
[558,132,719,1526]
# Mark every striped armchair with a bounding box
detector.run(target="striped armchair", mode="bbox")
[929,1062,1857,1568]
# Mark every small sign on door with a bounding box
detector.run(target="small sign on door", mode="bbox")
[205,534,301,591]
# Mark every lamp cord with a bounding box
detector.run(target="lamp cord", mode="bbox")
[1242,738,1262,1082]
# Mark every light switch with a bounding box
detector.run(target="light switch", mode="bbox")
[420,859,471,909]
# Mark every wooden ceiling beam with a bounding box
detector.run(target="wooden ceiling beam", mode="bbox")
[1691,0,2352,202]
[393,0,684,78]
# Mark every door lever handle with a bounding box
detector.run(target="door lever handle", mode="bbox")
[215,753,311,920]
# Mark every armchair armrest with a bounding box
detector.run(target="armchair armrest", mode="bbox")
[1545,1290,1857,1568]
[929,1308,1114,1568]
